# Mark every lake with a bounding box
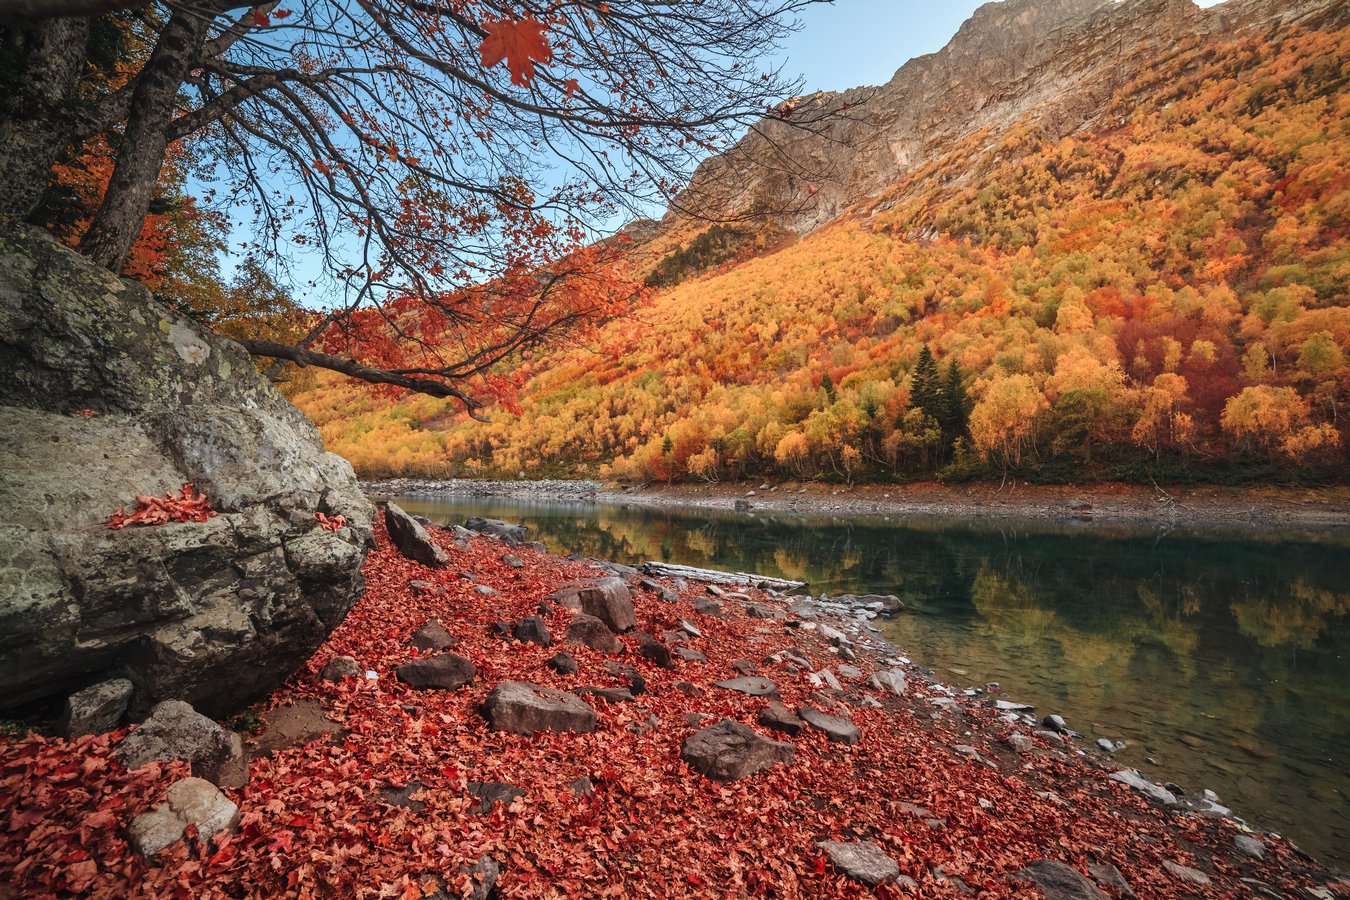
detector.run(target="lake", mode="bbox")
[395,493,1350,867]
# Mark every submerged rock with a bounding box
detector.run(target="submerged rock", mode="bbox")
[0,226,372,719]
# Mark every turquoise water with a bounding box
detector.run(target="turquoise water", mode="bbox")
[396,494,1350,867]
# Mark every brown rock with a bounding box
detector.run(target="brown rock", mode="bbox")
[758,700,807,736]
[578,577,637,632]
[384,502,448,567]
[566,613,622,654]
[396,653,476,691]
[483,681,597,735]
[411,620,457,652]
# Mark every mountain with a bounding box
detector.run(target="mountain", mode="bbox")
[676,0,1345,234]
[289,0,1350,484]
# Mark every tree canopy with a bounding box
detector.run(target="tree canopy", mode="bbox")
[1,0,826,411]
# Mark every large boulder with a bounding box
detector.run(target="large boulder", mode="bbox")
[577,577,637,633]
[463,516,528,544]
[0,226,372,718]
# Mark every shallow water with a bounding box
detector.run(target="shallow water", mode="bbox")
[396,493,1350,867]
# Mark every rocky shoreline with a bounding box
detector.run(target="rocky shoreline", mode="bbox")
[2,510,1345,897]
[362,478,1350,533]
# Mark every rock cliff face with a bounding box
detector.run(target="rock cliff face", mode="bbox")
[674,0,1348,234]
[0,225,373,719]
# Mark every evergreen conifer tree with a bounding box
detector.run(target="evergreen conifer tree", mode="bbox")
[910,346,941,420]
[941,359,970,441]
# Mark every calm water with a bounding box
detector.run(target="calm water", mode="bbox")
[397,494,1350,867]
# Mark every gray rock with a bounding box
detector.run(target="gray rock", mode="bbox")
[1043,714,1068,731]
[411,620,457,652]
[56,678,133,737]
[1035,729,1066,746]
[1233,834,1265,859]
[680,718,794,781]
[816,840,899,887]
[1161,860,1211,885]
[798,706,861,744]
[408,580,441,598]
[715,676,779,697]
[577,577,637,633]
[995,700,1035,711]
[1096,738,1124,753]
[513,616,552,647]
[692,598,723,617]
[483,681,597,735]
[462,854,500,900]
[574,685,635,704]
[380,781,427,812]
[0,227,372,718]
[463,516,528,544]
[837,664,862,679]
[500,553,524,568]
[127,776,240,857]
[395,653,476,691]
[867,669,906,696]
[678,618,702,638]
[547,652,579,676]
[675,647,707,663]
[115,700,242,787]
[1017,860,1108,899]
[1108,769,1178,806]
[757,700,807,736]
[466,780,524,814]
[731,658,757,674]
[1087,862,1135,898]
[473,584,498,597]
[1007,732,1034,754]
[384,503,449,568]
[566,613,622,654]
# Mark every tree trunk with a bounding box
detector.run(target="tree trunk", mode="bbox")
[0,18,89,218]
[78,8,206,271]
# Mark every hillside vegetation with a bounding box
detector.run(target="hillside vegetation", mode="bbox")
[290,20,1350,485]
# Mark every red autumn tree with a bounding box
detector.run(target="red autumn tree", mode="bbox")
[1,0,828,411]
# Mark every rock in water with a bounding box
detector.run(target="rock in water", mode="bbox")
[114,700,244,787]
[1017,860,1108,899]
[680,718,795,781]
[396,653,477,691]
[0,226,372,719]
[384,502,448,567]
[56,678,133,737]
[815,841,900,887]
[483,681,597,734]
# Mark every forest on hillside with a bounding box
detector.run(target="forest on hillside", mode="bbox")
[290,21,1350,486]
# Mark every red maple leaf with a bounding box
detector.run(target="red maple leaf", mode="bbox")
[478,17,552,87]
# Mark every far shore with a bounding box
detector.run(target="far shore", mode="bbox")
[362,477,1350,532]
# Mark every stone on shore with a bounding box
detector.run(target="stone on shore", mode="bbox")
[758,700,807,736]
[714,676,779,697]
[868,669,906,696]
[318,655,362,682]
[1108,769,1178,805]
[56,678,133,737]
[577,577,637,633]
[798,706,861,744]
[115,700,244,787]
[483,682,597,735]
[384,502,449,568]
[396,653,476,691]
[1161,860,1211,885]
[637,632,675,668]
[680,718,794,781]
[547,652,579,676]
[513,616,552,647]
[1234,834,1266,859]
[566,613,622,654]
[128,776,240,857]
[1017,860,1108,899]
[411,620,457,652]
[816,840,900,887]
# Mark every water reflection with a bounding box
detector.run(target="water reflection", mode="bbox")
[397,495,1350,866]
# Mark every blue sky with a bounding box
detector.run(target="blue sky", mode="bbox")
[779,0,1229,94]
